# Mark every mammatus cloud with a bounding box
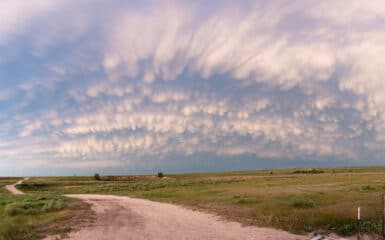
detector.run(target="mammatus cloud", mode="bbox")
[0,0,385,175]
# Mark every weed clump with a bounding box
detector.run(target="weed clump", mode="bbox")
[232,195,248,204]
[5,196,66,216]
[336,219,381,236]
[94,173,101,181]
[293,169,324,174]
[361,185,375,191]
[289,195,315,208]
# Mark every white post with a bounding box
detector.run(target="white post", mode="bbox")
[357,206,361,240]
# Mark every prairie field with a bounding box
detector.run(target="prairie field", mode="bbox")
[17,166,385,237]
[0,178,90,240]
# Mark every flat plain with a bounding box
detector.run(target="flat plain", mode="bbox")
[14,166,385,238]
[0,178,90,240]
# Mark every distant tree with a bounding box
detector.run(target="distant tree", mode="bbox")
[94,173,101,180]
[157,172,164,178]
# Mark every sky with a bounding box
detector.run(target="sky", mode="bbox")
[1,0,385,176]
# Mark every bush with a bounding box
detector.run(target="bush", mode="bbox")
[289,195,315,208]
[94,173,101,180]
[293,169,324,174]
[17,183,48,191]
[361,185,375,191]
[157,172,164,178]
[232,195,248,204]
[336,220,381,235]
[5,197,65,216]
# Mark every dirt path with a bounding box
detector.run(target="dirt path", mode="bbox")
[58,194,307,240]
[4,178,28,195]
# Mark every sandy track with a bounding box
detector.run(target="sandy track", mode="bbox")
[4,178,27,195]
[61,194,307,240]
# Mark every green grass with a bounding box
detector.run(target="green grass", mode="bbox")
[4,195,65,217]
[18,166,385,236]
[289,195,316,208]
[0,178,89,240]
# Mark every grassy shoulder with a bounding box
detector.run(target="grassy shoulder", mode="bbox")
[19,166,385,237]
[0,179,91,240]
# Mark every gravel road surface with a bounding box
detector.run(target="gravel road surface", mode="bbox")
[4,178,27,195]
[59,194,307,240]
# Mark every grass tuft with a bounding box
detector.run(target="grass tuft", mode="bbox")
[289,195,315,208]
[5,196,66,217]
[293,169,324,174]
[232,195,248,205]
[361,185,375,191]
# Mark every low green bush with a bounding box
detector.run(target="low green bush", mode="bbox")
[289,195,315,208]
[293,169,324,174]
[4,196,66,217]
[94,173,101,181]
[233,197,247,204]
[361,185,375,191]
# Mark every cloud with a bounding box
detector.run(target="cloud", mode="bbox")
[0,0,385,175]
[101,0,385,141]
[0,0,62,42]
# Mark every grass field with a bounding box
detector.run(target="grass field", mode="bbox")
[17,166,385,237]
[0,178,90,240]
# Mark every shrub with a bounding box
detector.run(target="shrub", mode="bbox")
[232,195,248,204]
[17,183,48,191]
[289,195,315,208]
[43,199,65,211]
[157,172,164,178]
[293,169,324,174]
[5,204,23,216]
[361,185,375,191]
[94,173,101,180]
[5,197,65,216]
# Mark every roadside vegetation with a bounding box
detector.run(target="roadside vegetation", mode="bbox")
[0,178,90,240]
[292,169,324,174]
[18,166,385,237]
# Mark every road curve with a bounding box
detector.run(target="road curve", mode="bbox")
[4,178,27,195]
[59,194,306,240]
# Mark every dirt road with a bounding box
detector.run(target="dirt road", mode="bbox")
[4,178,27,195]
[59,194,306,240]
[3,180,346,240]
